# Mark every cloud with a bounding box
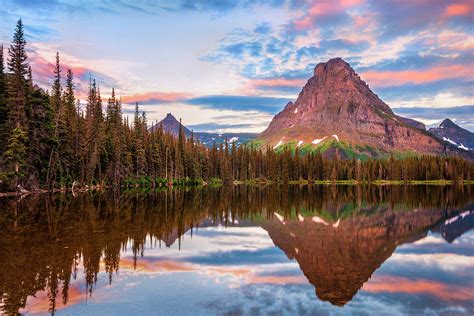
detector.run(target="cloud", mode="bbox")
[363,275,474,302]
[173,0,286,12]
[445,2,473,17]
[186,95,290,113]
[248,78,306,93]
[290,0,365,32]
[361,64,474,87]
[254,22,272,35]
[27,48,116,98]
[122,92,191,105]
[187,122,260,132]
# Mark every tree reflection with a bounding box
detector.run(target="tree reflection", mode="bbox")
[0,185,472,314]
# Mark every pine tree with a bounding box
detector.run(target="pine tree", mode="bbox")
[133,103,146,178]
[64,69,76,177]
[7,19,29,129]
[4,127,28,187]
[0,44,8,153]
[46,52,64,187]
[5,19,29,185]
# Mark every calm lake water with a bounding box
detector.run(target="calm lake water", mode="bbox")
[0,185,473,315]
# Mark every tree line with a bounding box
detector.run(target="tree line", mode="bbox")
[0,20,473,191]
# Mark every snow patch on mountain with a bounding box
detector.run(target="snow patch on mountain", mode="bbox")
[273,139,284,149]
[458,143,469,151]
[312,136,327,145]
[443,137,458,146]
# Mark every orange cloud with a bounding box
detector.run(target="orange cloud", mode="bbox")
[107,257,307,287]
[119,257,196,273]
[21,285,87,314]
[363,275,474,301]
[250,78,306,89]
[293,0,365,31]
[361,64,474,87]
[121,91,191,104]
[445,3,472,16]
[246,275,307,285]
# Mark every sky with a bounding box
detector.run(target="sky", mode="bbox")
[0,0,473,132]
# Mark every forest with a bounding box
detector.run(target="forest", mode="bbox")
[0,20,473,192]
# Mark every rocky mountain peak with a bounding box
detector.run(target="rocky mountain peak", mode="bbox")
[151,112,190,136]
[440,118,457,129]
[313,57,352,77]
[429,118,473,151]
[257,58,447,157]
[164,112,178,121]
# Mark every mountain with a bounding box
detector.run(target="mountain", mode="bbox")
[150,113,257,147]
[193,132,257,147]
[152,113,191,136]
[257,58,448,158]
[428,119,473,151]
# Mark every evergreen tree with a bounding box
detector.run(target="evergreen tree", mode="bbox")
[7,19,29,129]
[0,44,8,153]
[46,52,64,187]
[4,127,28,187]
[133,103,146,178]
[5,19,29,185]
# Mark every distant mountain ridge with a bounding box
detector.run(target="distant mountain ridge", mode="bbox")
[256,58,469,158]
[150,113,257,147]
[428,119,473,151]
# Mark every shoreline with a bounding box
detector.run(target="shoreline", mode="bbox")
[1,179,473,198]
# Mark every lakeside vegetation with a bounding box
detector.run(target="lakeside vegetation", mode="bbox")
[0,20,473,193]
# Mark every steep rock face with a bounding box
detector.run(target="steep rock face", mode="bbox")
[258,58,444,155]
[429,119,473,151]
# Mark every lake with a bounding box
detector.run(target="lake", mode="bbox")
[0,185,473,315]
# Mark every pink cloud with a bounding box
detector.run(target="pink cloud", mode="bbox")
[27,49,112,99]
[445,3,473,17]
[249,78,306,90]
[121,91,192,104]
[21,284,90,314]
[361,64,474,87]
[292,0,365,31]
[363,275,474,302]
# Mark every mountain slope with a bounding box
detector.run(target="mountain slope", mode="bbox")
[429,119,473,151]
[257,58,446,157]
[150,113,257,147]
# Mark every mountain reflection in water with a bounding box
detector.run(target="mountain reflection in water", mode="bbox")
[0,185,473,315]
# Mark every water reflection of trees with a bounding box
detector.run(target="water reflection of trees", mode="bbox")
[0,185,472,314]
